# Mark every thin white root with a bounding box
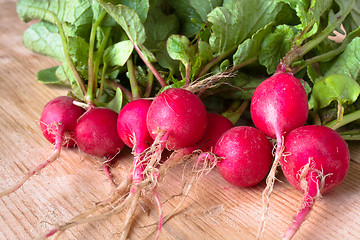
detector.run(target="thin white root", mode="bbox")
[120,192,140,240]
[257,136,284,240]
[185,71,236,94]
[0,148,60,198]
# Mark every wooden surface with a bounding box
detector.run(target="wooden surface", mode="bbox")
[1,1,360,239]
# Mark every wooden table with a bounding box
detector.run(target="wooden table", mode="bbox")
[1,1,360,239]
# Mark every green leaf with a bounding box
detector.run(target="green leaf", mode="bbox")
[325,37,360,80]
[198,41,213,65]
[17,0,61,24]
[103,88,123,113]
[233,23,273,67]
[144,5,180,50]
[143,2,180,72]
[98,0,146,44]
[120,0,149,23]
[61,62,84,99]
[276,0,332,42]
[259,24,294,74]
[307,64,319,84]
[311,74,360,110]
[22,21,64,62]
[216,72,265,100]
[169,0,204,36]
[17,0,93,38]
[104,40,134,66]
[167,35,195,68]
[138,44,158,63]
[342,0,360,33]
[190,0,222,22]
[67,36,90,79]
[55,65,72,85]
[208,0,283,55]
[37,66,69,86]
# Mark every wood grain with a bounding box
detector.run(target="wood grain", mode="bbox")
[1,1,360,239]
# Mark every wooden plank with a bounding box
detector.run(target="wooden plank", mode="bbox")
[1,1,360,239]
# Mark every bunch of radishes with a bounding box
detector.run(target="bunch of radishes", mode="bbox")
[1,66,351,240]
[250,65,350,239]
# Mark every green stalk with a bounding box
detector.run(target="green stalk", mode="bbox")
[132,42,167,88]
[92,27,111,98]
[127,57,141,99]
[231,58,257,72]
[95,63,107,105]
[292,26,360,71]
[338,129,360,140]
[326,109,360,130]
[55,18,86,96]
[144,70,154,98]
[106,80,133,102]
[86,10,107,103]
[184,62,191,87]
[284,0,355,69]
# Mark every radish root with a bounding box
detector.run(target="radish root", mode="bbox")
[0,128,64,198]
[282,158,330,240]
[257,135,284,240]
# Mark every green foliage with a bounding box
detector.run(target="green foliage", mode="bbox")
[16,0,360,130]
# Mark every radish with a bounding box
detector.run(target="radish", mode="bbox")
[170,112,235,162]
[138,88,208,238]
[117,99,153,184]
[74,107,125,187]
[280,125,350,240]
[250,70,309,236]
[146,88,208,151]
[0,96,85,197]
[214,126,273,187]
[75,107,125,158]
[116,99,153,239]
[197,112,235,152]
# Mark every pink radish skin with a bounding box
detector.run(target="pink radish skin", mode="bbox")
[116,99,154,240]
[75,107,125,158]
[142,88,207,239]
[250,72,309,140]
[175,112,235,159]
[0,96,85,197]
[197,113,235,152]
[117,99,153,185]
[167,112,234,172]
[280,125,350,240]
[40,96,86,147]
[147,88,208,150]
[117,99,153,152]
[250,71,309,237]
[214,126,273,187]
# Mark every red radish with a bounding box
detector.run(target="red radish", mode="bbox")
[171,112,235,160]
[117,99,153,153]
[214,126,273,187]
[75,107,125,158]
[146,88,208,151]
[140,88,207,238]
[280,125,350,240]
[197,112,235,152]
[116,99,153,239]
[250,70,309,236]
[117,99,153,184]
[250,72,309,140]
[40,96,85,147]
[0,96,85,197]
